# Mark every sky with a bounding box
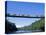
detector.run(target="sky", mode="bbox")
[7,1,44,16]
[6,1,44,28]
[7,17,40,28]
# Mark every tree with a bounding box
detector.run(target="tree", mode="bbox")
[5,18,17,34]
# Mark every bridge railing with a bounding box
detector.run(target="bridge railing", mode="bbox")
[5,14,45,18]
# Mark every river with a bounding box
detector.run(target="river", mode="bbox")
[8,30,32,34]
[8,30,42,34]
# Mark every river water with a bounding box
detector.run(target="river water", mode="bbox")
[8,30,32,34]
[8,30,42,34]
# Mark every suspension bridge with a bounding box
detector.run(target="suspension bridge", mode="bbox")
[5,14,45,18]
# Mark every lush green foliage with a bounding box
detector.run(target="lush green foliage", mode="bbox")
[18,18,45,31]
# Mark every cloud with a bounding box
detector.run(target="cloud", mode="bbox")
[16,25,24,28]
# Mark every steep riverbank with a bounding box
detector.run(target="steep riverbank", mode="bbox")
[18,18,45,32]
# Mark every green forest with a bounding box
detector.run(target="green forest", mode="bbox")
[18,18,45,32]
[5,18,45,34]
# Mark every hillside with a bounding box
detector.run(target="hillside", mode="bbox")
[5,19,17,34]
[18,18,45,32]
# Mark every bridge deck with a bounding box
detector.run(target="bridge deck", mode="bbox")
[6,15,45,18]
